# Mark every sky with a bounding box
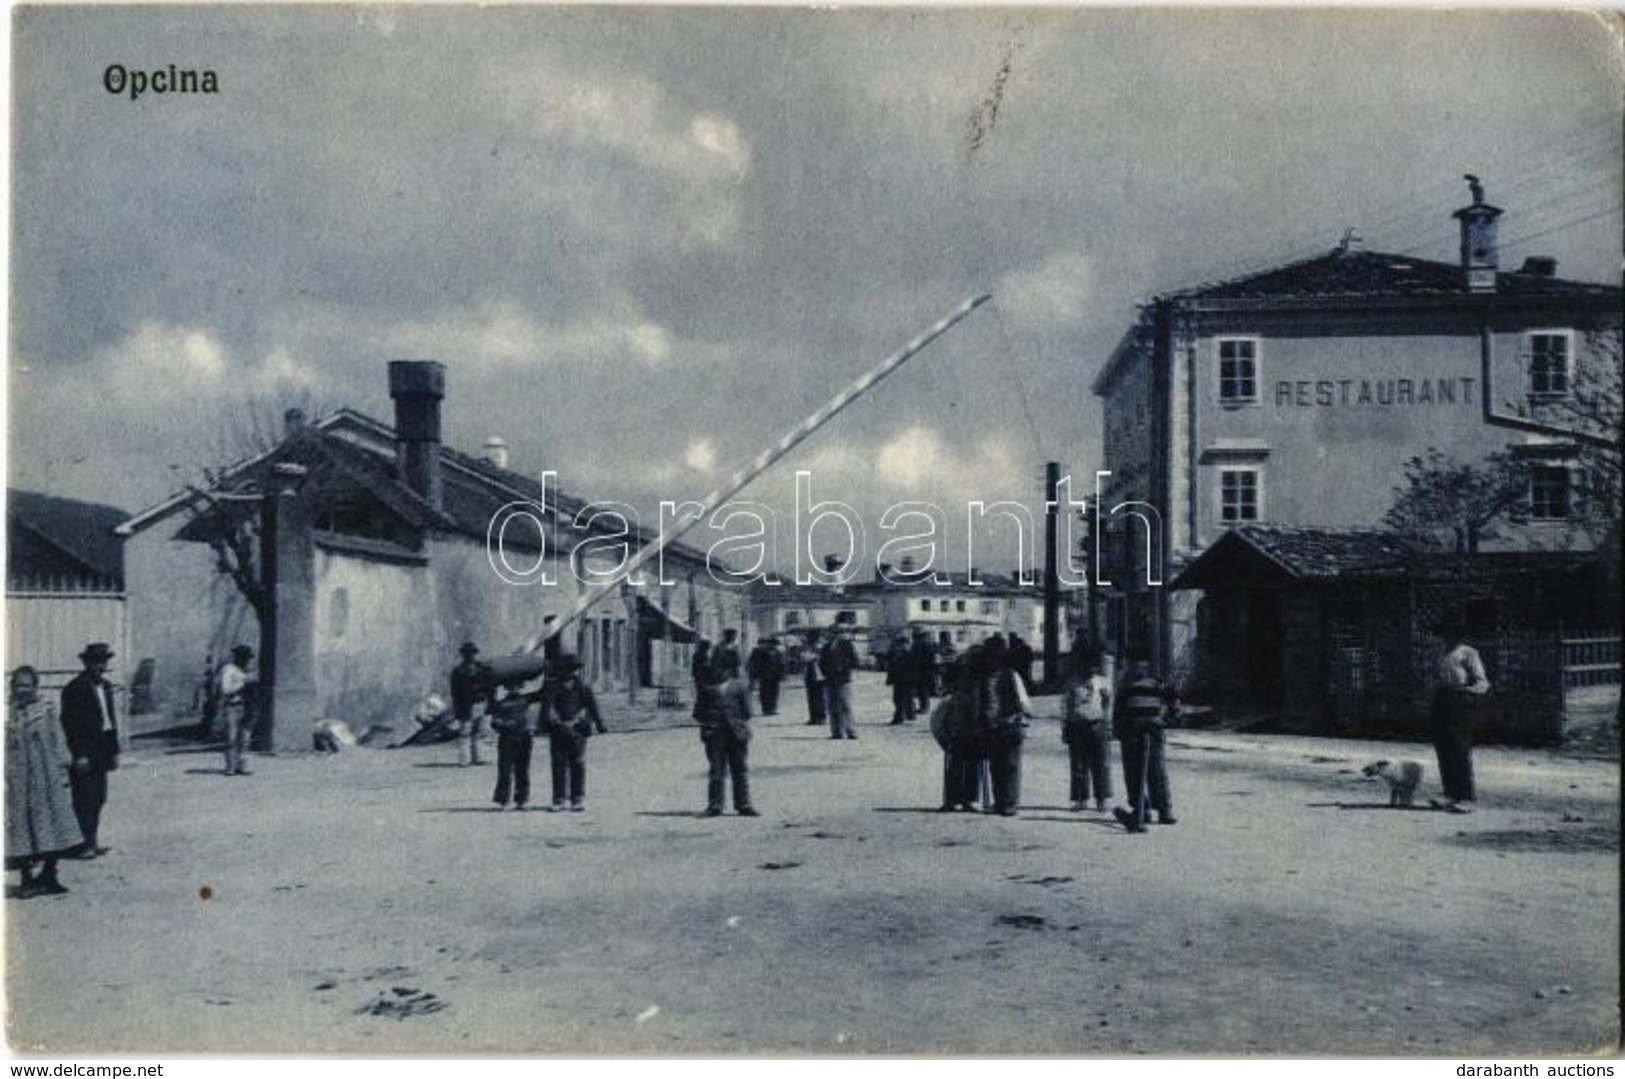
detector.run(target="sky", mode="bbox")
[7,6,1622,578]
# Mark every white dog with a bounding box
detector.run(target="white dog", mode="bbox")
[1361,759,1425,807]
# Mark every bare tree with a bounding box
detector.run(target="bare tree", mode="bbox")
[1383,448,1528,554]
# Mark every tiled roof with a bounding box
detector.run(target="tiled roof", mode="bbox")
[153,413,715,567]
[1174,249,1620,302]
[1171,525,1418,589]
[1230,525,1419,577]
[7,489,128,584]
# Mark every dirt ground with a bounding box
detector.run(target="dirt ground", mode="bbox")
[5,673,1619,1056]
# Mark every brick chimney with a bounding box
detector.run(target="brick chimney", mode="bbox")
[387,360,445,511]
[1452,174,1502,293]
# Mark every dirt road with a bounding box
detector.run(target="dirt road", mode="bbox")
[6,674,1618,1055]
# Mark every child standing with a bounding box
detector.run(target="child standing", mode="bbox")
[489,678,536,810]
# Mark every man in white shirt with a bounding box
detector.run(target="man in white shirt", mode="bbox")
[1431,621,1490,813]
[219,645,258,776]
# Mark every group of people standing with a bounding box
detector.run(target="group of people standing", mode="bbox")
[6,642,122,898]
[922,638,1179,832]
[795,622,864,739]
[448,641,607,812]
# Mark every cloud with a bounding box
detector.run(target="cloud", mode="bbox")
[994,251,1096,331]
[683,437,718,472]
[359,301,715,370]
[481,63,752,188]
[100,322,229,389]
[875,425,946,487]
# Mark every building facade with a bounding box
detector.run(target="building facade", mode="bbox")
[5,490,131,716]
[1092,185,1621,733]
[119,361,742,746]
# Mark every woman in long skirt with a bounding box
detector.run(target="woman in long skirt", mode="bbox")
[6,666,84,896]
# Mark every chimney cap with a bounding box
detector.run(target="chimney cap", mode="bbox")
[388,359,446,398]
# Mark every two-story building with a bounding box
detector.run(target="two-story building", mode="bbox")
[1092,183,1620,738]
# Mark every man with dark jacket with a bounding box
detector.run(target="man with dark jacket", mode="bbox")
[59,642,121,858]
[746,637,786,716]
[909,632,937,713]
[1008,633,1037,691]
[1112,657,1178,833]
[540,653,606,812]
[695,658,757,817]
[449,641,490,767]
[801,634,827,726]
[885,634,915,724]
[819,624,860,739]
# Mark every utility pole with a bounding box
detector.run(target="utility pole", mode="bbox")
[1042,461,1061,691]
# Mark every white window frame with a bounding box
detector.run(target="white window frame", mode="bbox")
[1218,466,1264,525]
[1525,330,1573,400]
[1216,337,1262,406]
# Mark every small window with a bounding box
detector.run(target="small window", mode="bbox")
[981,600,998,615]
[955,600,966,613]
[1220,469,1260,523]
[1528,332,1571,398]
[920,599,932,612]
[1217,338,1259,404]
[1529,465,1576,520]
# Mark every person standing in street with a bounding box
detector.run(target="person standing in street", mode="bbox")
[747,636,785,717]
[59,642,121,858]
[886,634,915,725]
[217,645,258,776]
[977,635,1029,816]
[488,677,536,811]
[801,633,828,727]
[1112,656,1177,833]
[1061,656,1114,811]
[909,631,936,715]
[450,641,490,767]
[7,666,82,897]
[1008,633,1037,691]
[820,623,860,739]
[695,658,757,817]
[714,628,744,683]
[540,653,605,812]
[1431,620,1490,814]
[933,648,984,812]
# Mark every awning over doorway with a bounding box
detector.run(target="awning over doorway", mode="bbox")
[636,594,698,643]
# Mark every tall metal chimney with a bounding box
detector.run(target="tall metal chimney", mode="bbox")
[387,360,446,511]
[1452,175,1502,293]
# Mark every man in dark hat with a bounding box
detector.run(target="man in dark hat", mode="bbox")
[886,633,915,725]
[801,631,827,726]
[539,652,605,812]
[217,644,259,776]
[59,643,121,856]
[819,621,860,739]
[746,636,785,717]
[695,654,757,817]
[450,640,490,767]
